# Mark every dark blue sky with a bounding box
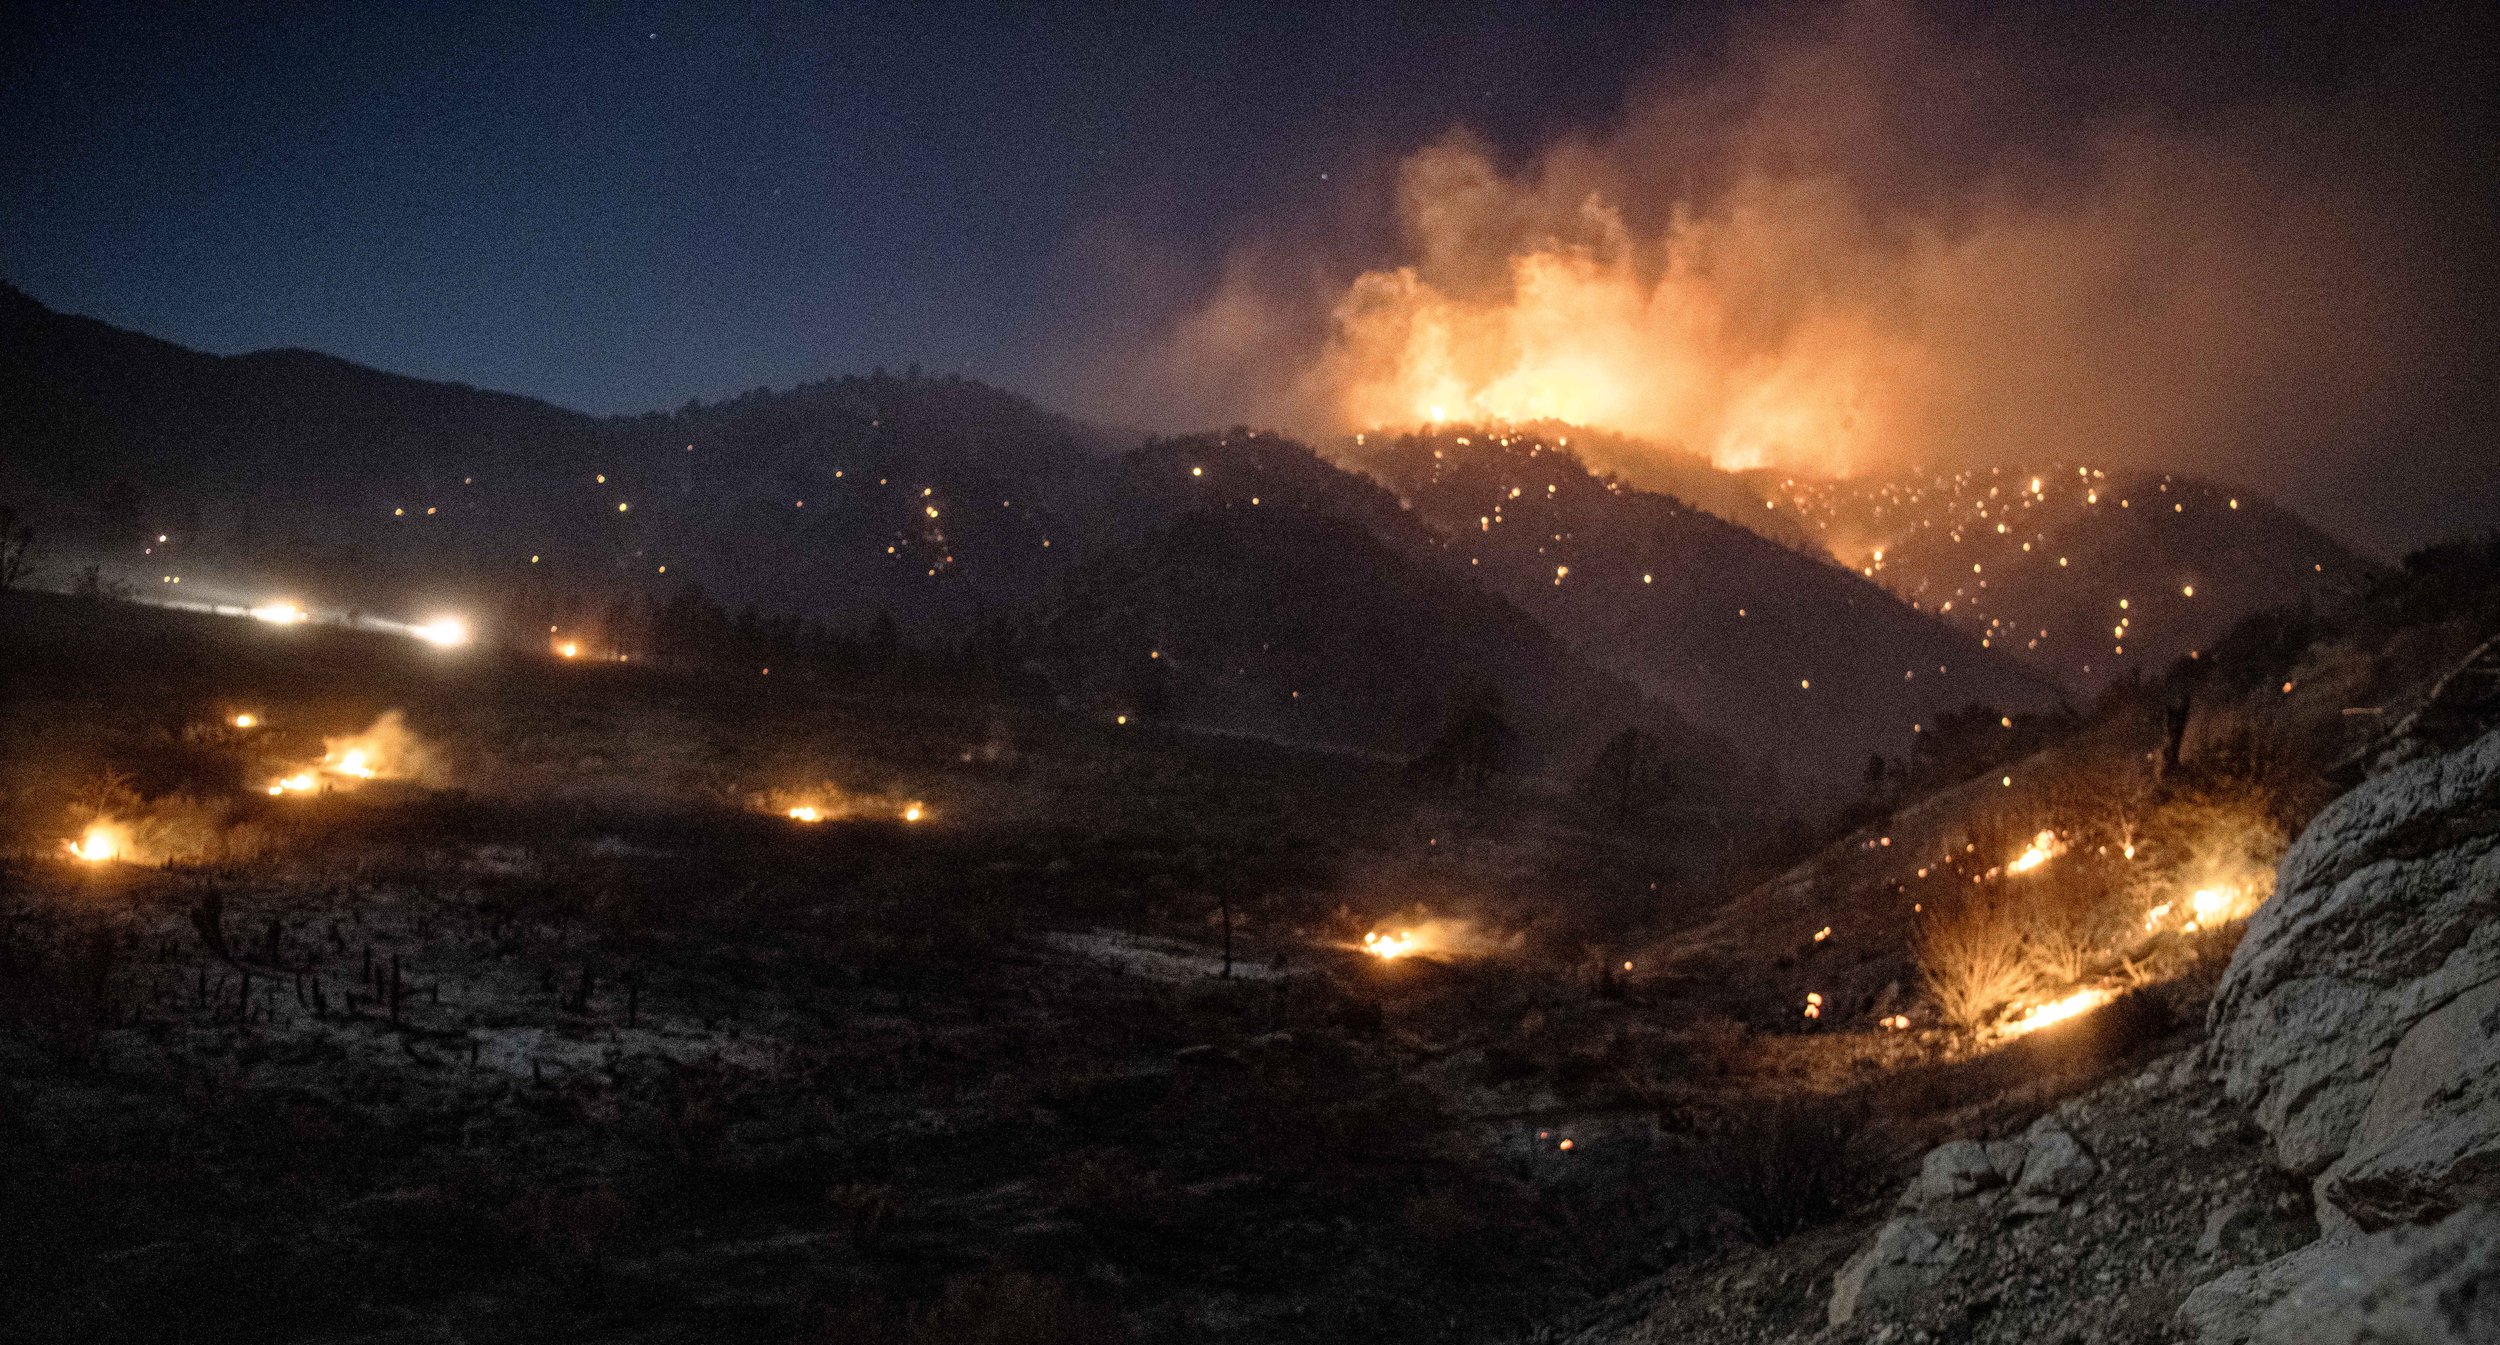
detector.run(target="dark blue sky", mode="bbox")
[1,0,1683,414]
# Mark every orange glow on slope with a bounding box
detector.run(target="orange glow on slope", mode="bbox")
[65,821,130,863]
[2002,987,2113,1037]
[266,711,431,796]
[1309,139,1934,475]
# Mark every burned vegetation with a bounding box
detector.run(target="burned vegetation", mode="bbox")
[0,586,1789,1344]
[5,525,2497,1344]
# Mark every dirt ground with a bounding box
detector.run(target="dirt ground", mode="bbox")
[0,594,2193,1344]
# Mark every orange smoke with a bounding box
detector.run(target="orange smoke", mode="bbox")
[1319,140,1932,474]
[1091,0,2488,525]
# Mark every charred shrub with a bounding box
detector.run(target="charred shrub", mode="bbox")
[1695,1093,1867,1241]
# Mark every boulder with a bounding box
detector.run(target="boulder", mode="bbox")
[2204,728,2500,1198]
[1829,1215,1956,1327]
[2015,1119,2098,1200]
[2178,1233,2358,1344]
[2319,975,2500,1229]
[2183,727,2500,1340]
[1898,1139,2007,1208]
[1987,1138,2030,1182]
[2250,1205,2500,1345]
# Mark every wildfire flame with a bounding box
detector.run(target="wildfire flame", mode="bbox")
[266,711,431,796]
[2002,986,2114,1038]
[1361,929,1422,959]
[768,788,930,827]
[65,820,130,863]
[412,616,471,648]
[2006,829,2060,875]
[1355,917,1508,963]
[1308,137,1931,475]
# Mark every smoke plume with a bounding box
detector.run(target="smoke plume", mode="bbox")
[1073,1,2497,553]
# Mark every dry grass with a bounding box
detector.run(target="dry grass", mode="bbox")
[1916,893,2035,1031]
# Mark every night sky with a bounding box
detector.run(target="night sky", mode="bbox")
[4,2,2494,553]
[2,1,1678,412]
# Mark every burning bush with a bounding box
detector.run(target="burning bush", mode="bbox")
[51,764,263,867]
[1906,745,2293,1037]
[1916,891,2036,1032]
[1353,914,1518,962]
[266,710,438,796]
[754,782,929,826]
[2130,783,2287,935]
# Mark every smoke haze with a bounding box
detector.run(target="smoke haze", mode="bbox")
[1065,1,2498,556]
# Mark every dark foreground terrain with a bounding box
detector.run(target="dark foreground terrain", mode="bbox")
[0,592,1865,1344]
[7,551,2491,1344]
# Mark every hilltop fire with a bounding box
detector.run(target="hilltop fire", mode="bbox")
[1361,929,1423,960]
[1356,917,1517,963]
[2006,829,2060,875]
[64,820,130,863]
[766,787,930,826]
[266,711,431,796]
[412,616,471,649]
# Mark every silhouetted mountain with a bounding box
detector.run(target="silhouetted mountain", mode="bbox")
[1041,431,1759,801]
[0,290,1757,800]
[1752,465,2377,690]
[0,281,610,608]
[1350,428,2066,796]
[0,282,1106,628]
[594,371,1113,630]
[1517,423,2378,695]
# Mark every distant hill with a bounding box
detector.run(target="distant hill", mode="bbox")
[1041,431,1760,796]
[1757,466,2377,691]
[0,281,1107,628]
[1348,428,2066,796]
[0,287,1759,801]
[1500,421,2378,694]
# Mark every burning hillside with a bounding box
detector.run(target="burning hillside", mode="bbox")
[1111,3,2493,561]
[1751,465,2374,689]
[1354,426,2058,791]
[265,710,435,796]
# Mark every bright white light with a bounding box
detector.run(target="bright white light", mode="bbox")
[413,616,472,648]
[250,601,308,626]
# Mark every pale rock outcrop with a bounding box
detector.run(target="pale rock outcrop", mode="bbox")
[2204,727,2500,1196]
[2178,1233,2361,1345]
[2318,975,2500,1229]
[2181,728,2500,1341]
[1836,1117,2097,1324]
[2249,1204,2500,1345]
[1897,1139,2002,1209]
[1827,1214,1956,1327]
[2015,1116,2099,1200]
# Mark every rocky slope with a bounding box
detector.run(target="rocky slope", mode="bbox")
[1562,723,2500,1345]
